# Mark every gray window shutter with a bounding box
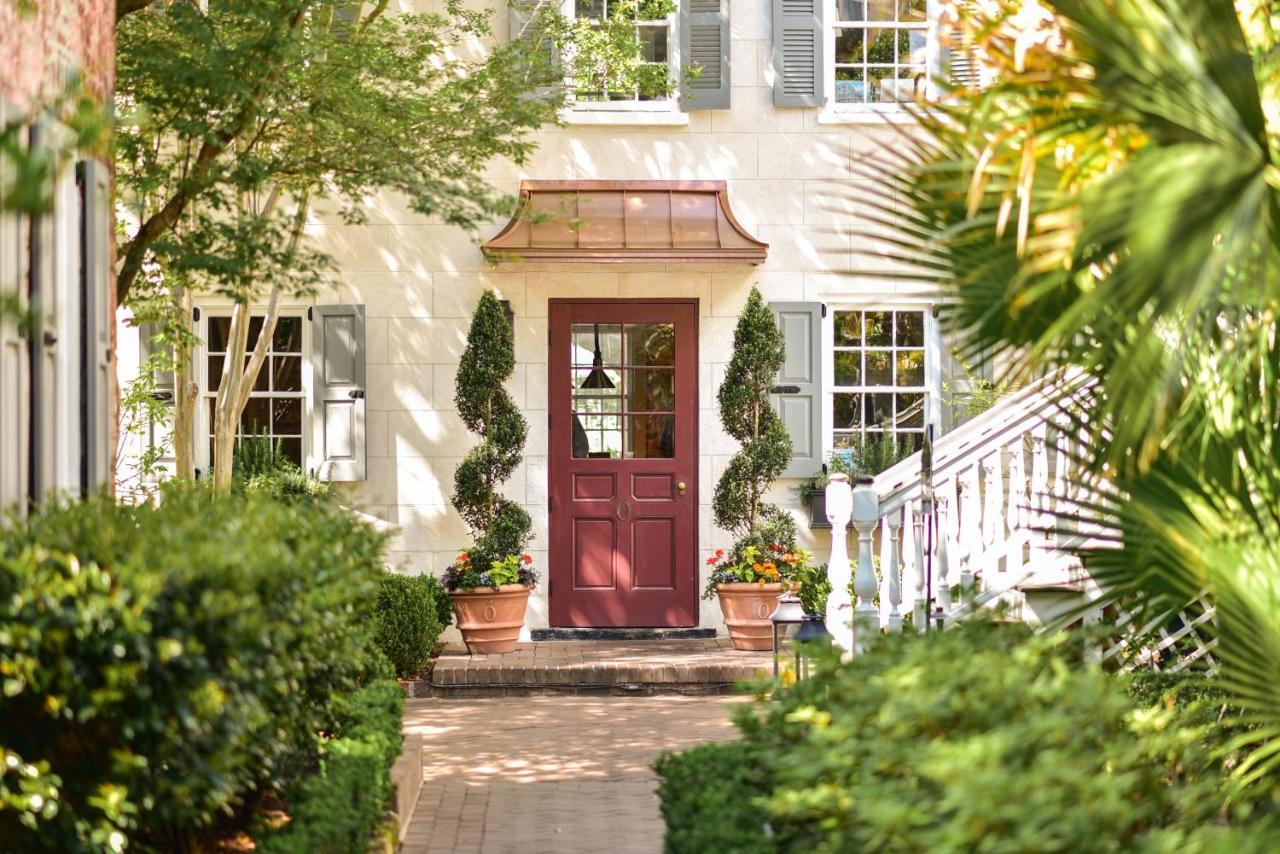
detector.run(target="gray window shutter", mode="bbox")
[310,304,366,482]
[680,0,730,110]
[946,1,988,91]
[0,114,29,509]
[773,0,824,107]
[78,159,112,493]
[28,123,57,501]
[771,302,823,478]
[510,0,563,96]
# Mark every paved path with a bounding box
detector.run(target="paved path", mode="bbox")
[401,695,745,853]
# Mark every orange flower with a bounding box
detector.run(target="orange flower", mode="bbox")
[523,554,534,564]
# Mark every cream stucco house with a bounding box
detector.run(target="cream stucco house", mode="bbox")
[119,0,1025,638]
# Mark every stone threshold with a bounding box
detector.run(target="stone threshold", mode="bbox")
[530,627,717,641]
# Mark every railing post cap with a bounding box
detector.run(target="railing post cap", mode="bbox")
[853,475,874,485]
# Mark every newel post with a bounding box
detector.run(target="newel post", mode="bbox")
[850,476,880,654]
[824,473,854,656]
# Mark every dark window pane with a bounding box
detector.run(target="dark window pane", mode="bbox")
[273,317,302,353]
[895,311,924,346]
[896,350,924,385]
[247,316,264,350]
[835,28,866,63]
[864,311,891,346]
[639,26,666,62]
[834,392,862,429]
[866,350,892,385]
[898,431,924,452]
[273,398,302,435]
[834,310,862,345]
[867,392,893,428]
[625,368,674,412]
[208,355,224,390]
[241,397,270,434]
[273,356,302,392]
[251,358,269,392]
[834,351,861,386]
[278,437,303,467]
[896,393,924,427]
[625,323,675,366]
[208,317,231,352]
[627,415,675,459]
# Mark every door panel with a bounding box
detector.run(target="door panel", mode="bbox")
[549,300,698,627]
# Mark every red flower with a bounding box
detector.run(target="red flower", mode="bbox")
[523,554,534,564]
[706,556,718,566]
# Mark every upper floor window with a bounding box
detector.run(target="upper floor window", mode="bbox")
[570,0,676,105]
[832,0,930,107]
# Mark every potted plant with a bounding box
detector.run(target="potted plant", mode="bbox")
[710,287,800,649]
[800,438,913,528]
[704,543,816,649]
[447,291,535,654]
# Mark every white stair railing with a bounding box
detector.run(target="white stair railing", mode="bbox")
[825,370,1097,650]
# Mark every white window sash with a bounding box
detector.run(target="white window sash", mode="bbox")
[824,0,942,112]
[564,1,680,109]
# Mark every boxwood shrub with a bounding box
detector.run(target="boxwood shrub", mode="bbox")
[658,623,1278,853]
[375,574,447,678]
[0,486,395,852]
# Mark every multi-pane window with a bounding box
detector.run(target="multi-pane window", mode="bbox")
[570,322,676,458]
[573,0,672,103]
[204,314,305,467]
[832,309,928,452]
[833,0,929,106]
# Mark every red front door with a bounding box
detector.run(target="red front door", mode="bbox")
[548,300,699,628]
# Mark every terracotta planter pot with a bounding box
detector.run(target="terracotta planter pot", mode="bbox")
[716,583,787,651]
[449,584,531,654]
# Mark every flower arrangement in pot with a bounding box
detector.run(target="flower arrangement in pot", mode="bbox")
[710,288,801,650]
[447,291,536,654]
[704,542,816,650]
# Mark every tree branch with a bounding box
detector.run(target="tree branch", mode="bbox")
[117,0,158,23]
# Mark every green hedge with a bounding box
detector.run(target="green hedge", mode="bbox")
[657,624,1277,853]
[0,487,395,852]
[374,574,449,678]
[654,742,773,854]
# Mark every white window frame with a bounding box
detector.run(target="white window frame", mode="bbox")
[821,302,943,465]
[563,0,682,115]
[194,306,313,476]
[822,0,943,120]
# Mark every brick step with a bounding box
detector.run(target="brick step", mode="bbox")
[405,639,774,698]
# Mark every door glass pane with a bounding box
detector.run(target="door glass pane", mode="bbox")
[572,367,624,396]
[573,413,622,458]
[627,415,675,458]
[624,323,675,366]
[572,324,623,366]
[625,368,674,411]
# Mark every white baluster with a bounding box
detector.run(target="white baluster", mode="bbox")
[1005,438,1028,575]
[981,450,1004,577]
[850,478,881,654]
[1051,421,1073,542]
[885,509,903,633]
[824,474,854,656]
[959,464,982,603]
[912,499,927,633]
[936,480,955,613]
[1030,425,1051,562]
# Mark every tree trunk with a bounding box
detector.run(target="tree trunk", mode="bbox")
[172,287,198,480]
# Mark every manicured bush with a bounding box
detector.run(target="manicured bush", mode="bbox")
[654,742,773,854]
[659,624,1274,853]
[418,573,453,630]
[258,679,404,853]
[374,574,444,678]
[0,486,393,851]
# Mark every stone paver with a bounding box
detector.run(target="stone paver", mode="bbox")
[401,695,744,854]
[415,639,774,696]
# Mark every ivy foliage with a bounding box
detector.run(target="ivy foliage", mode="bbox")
[713,288,793,553]
[452,291,531,569]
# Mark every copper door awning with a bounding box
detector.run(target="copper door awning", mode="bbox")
[480,180,768,265]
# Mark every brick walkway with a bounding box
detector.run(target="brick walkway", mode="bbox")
[412,639,774,696]
[401,695,745,853]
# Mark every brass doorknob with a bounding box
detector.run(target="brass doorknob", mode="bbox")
[677,481,687,495]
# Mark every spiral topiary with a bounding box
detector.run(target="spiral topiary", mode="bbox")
[451,291,532,573]
[713,287,795,556]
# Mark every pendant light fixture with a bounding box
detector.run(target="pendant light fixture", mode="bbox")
[579,323,615,389]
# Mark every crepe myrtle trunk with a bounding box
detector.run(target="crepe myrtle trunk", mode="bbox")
[713,287,792,543]
[452,291,531,568]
